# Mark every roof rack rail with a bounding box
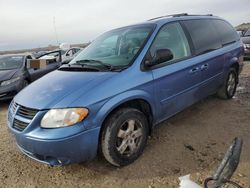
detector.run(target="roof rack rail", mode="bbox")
[148,13,188,21]
[182,14,213,17]
[148,13,213,21]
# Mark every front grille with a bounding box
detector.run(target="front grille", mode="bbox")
[10,101,18,113]
[16,105,38,120]
[8,101,39,132]
[8,101,17,122]
[13,119,29,131]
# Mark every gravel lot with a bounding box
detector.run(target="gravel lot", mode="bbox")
[0,62,250,188]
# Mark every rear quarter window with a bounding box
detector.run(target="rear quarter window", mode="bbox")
[182,19,222,55]
[211,19,240,46]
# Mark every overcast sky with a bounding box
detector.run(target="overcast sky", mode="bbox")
[0,0,249,51]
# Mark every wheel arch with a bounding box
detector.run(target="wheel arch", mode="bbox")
[99,91,155,127]
[230,62,239,75]
[229,62,240,84]
[228,57,240,75]
[101,98,154,129]
[96,90,156,148]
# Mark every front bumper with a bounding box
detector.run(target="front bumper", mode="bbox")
[10,126,100,166]
[7,101,101,166]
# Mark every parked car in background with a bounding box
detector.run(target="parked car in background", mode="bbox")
[32,50,62,79]
[241,28,250,59]
[39,48,82,64]
[7,14,244,167]
[0,51,62,101]
[237,30,244,37]
[62,47,83,64]
[0,54,33,100]
[38,50,62,62]
[61,47,82,63]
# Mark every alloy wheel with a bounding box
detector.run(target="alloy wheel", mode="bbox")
[116,119,143,156]
[227,72,236,96]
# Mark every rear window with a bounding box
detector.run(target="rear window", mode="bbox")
[182,19,222,55]
[212,19,239,46]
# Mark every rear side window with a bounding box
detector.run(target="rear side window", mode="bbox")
[182,19,222,55]
[149,22,191,64]
[212,19,239,46]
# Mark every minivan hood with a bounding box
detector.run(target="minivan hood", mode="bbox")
[0,69,17,81]
[14,70,115,109]
[241,36,250,44]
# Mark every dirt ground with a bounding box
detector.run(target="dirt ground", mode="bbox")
[0,62,250,188]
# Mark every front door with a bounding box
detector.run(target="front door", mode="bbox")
[148,22,202,122]
[29,51,62,81]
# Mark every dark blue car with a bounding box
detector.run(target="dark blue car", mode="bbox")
[7,14,244,167]
[0,54,31,100]
[0,51,62,101]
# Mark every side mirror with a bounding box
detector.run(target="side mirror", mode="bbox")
[145,49,173,67]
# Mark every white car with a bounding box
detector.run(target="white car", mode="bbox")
[39,47,82,63]
[61,47,83,64]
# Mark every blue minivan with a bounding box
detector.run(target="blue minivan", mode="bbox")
[7,14,244,167]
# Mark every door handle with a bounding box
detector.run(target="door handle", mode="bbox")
[189,67,199,74]
[200,63,209,71]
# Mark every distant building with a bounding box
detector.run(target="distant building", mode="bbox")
[235,23,250,31]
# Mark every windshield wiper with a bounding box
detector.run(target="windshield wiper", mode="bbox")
[58,64,100,72]
[75,59,114,71]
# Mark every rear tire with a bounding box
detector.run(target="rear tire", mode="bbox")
[217,68,238,99]
[101,108,149,166]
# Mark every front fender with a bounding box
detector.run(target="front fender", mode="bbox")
[93,90,156,128]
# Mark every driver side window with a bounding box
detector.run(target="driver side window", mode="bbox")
[150,22,191,64]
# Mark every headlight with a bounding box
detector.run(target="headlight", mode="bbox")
[41,108,89,128]
[1,77,21,86]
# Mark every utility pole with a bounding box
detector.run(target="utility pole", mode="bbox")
[53,16,59,45]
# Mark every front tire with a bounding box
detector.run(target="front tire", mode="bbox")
[217,68,238,99]
[101,108,149,166]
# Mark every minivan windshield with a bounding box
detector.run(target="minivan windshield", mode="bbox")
[70,24,154,70]
[0,56,24,70]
